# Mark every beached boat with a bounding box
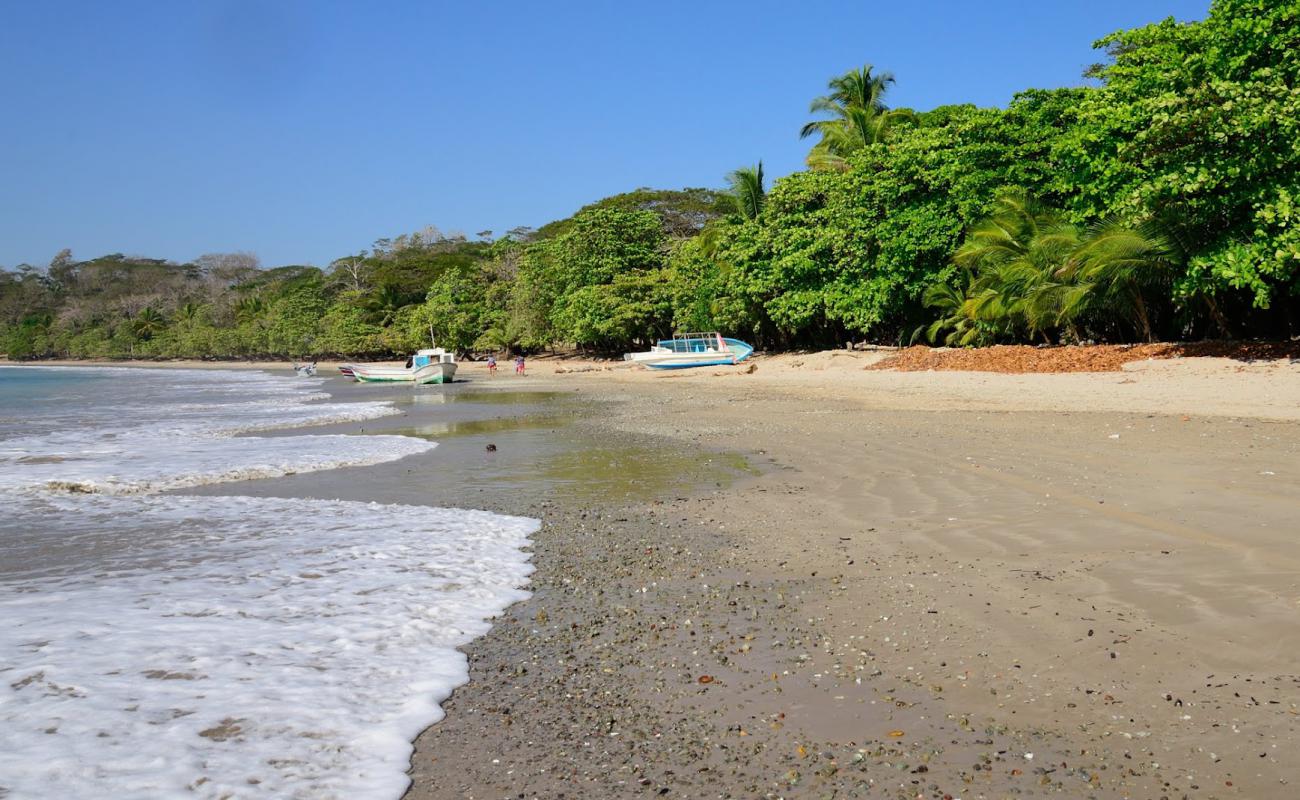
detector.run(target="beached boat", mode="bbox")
[348,348,458,385]
[623,332,753,369]
[338,365,356,380]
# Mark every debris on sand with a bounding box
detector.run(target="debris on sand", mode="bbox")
[868,341,1300,374]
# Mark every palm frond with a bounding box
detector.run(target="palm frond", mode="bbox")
[726,161,766,221]
[805,144,849,172]
[801,64,908,163]
[807,96,844,118]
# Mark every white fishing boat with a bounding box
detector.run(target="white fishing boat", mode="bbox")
[623,332,754,369]
[348,348,458,385]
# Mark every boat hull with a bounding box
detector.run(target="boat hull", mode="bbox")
[413,362,457,385]
[626,337,754,370]
[349,362,458,384]
[634,354,740,369]
[350,364,416,382]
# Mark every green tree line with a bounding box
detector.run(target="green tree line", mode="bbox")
[2,0,1296,360]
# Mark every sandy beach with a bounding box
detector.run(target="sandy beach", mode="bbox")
[22,353,1300,797]
[392,355,1299,799]
[10,3,1298,797]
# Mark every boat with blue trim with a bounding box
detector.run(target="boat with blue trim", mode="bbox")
[347,348,458,384]
[623,332,753,370]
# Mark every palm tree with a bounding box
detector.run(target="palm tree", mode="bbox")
[801,65,893,138]
[952,193,1066,269]
[473,325,511,353]
[695,225,722,260]
[132,307,167,340]
[235,295,265,325]
[363,284,407,327]
[800,65,917,170]
[1059,219,1178,342]
[726,161,766,220]
[176,302,200,323]
[949,192,1082,341]
[916,277,992,347]
[925,192,1184,345]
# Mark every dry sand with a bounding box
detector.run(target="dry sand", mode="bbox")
[400,354,1299,799]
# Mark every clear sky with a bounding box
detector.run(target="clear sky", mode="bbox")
[1,0,1211,269]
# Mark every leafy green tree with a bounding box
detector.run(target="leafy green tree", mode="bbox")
[410,264,492,353]
[264,282,326,355]
[534,188,733,240]
[674,92,1082,347]
[1056,0,1300,330]
[316,297,385,356]
[1,312,54,358]
[516,207,668,349]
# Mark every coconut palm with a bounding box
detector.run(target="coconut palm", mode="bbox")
[805,108,918,171]
[175,302,200,323]
[726,162,765,221]
[915,277,993,346]
[235,295,265,325]
[132,307,167,340]
[1059,219,1179,341]
[800,65,893,138]
[800,65,917,170]
[926,192,1184,345]
[947,192,1083,341]
[695,223,727,261]
[363,284,407,327]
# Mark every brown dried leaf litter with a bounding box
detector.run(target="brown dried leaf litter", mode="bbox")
[869,341,1300,374]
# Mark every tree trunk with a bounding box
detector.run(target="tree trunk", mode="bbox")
[1133,291,1154,343]
[1204,294,1233,339]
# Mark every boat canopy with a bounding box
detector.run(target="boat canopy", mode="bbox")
[413,348,456,367]
[623,331,753,368]
[656,332,728,353]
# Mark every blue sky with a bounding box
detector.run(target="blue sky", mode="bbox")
[1,0,1210,269]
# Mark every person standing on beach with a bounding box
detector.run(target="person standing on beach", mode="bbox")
[514,355,525,375]
[487,355,497,375]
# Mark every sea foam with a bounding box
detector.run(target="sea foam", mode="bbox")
[0,367,537,798]
[0,495,536,799]
[0,366,433,494]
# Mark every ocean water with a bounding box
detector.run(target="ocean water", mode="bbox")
[0,366,537,799]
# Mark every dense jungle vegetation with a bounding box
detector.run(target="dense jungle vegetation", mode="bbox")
[2,0,1296,360]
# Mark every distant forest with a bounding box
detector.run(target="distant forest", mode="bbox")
[2,0,1296,360]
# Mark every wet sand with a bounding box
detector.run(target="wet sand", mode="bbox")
[141,356,1300,797]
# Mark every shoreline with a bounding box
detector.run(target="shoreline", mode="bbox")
[8,348,1300,421]
[396,361,1299,798]
[12,353,1300,797]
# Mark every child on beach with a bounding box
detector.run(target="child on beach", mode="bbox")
[487,355,497,375]
[514,355,525,375]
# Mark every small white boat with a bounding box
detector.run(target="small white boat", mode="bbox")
[348,348,458,385]
[292,361,317,377]
[624,332,754,369]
